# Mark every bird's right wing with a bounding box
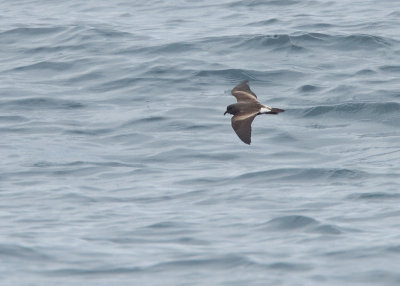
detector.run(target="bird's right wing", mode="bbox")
[231,112,258,145]
[231,80,258,103]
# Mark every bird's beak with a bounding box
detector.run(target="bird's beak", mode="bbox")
[224,111,227,115]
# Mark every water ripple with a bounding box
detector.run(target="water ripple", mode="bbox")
[0,97,85,110]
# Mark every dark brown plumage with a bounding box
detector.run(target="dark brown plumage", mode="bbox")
[224,80,284,145]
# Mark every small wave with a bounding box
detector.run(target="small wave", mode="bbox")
[146,221,182,229]
[31,161,130,168]
[0,97,85,110]
[299,32,394,50]
[65,70,104,84]
[25,44,88,56]
[118,40,198,55]
[216,32,396,52]
[49,254,255,277]
[302,102,400,118]
[144,42,199,54]
[86,26,132,39]
[386,245,400,253]
[195,68,303,82]
[64,128,114,136]
[234,167,367,183]
[296,22,334,29]
[265,215,319,230]
[48,266,142,276]
[149,255,255,271]
[121,116,167,128]
[298,84,321,93]
[143,147,236,165]
[95,77,140,92]
[388,11,400,17]
[228,0,300,7]
[232,34,306,52]
[261,215,341,234]
[96,74,189,92]
[58,192,98,203]
[268,262,313,271]
[246,18,279,26]
[0,115,29,123]
[9,58,92,75]
[338,34,393,50]
[315,32,395,50]
[0,26,65,37]
[347,192,400,200]
[58,25,133,45]
[11,60,75,72]
[196,68,258,81]
[355,68,376,76]
[380,65,400,73]
[313,225,342,235]
[0,244,51,261]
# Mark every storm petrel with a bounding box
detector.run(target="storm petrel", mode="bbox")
[224,80,284,145]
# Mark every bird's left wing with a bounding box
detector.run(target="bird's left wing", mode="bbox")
[231,112,258,145]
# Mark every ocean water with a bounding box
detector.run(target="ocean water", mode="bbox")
[1,0,400,285]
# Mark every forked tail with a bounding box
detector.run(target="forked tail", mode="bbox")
[266,107,285,114]
[271,107,285,113]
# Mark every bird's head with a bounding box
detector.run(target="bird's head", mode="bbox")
[224,104,239,115]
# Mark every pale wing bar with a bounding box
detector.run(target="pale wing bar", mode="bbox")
[231,112,258,145]
[231,80,258,103]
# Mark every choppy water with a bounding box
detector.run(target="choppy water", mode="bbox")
[1,0,400,285]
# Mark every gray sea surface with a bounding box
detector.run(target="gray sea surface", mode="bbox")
[1,0,400,285]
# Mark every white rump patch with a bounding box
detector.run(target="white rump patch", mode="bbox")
[259,107,272,113]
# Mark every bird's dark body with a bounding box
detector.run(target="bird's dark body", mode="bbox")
[225,102,262,116]
[224,80,284,145]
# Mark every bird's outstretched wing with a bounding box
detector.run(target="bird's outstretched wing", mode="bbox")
[231,112,258,145]
[231,80,258,103]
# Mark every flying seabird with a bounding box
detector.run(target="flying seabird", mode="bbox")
[224,80,284,145]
